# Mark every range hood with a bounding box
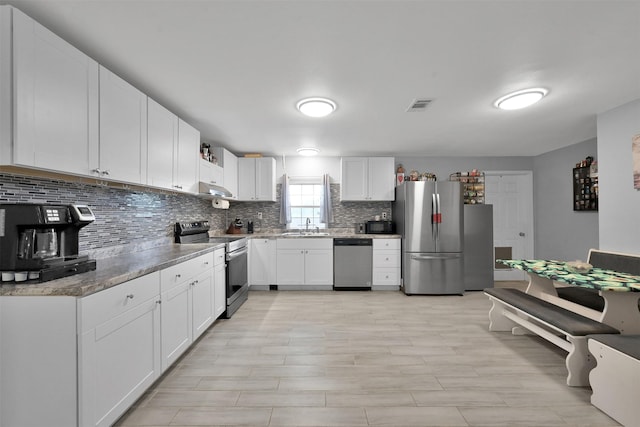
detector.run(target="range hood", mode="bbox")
[198,181,233,199]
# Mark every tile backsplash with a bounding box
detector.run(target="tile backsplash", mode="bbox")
[1,173,392,257]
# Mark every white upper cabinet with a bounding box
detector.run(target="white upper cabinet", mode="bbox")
[199,159,224,187]
[221,148,238,200]
[10,7,99,175]
[98,66,148,184]
[340,157,395,201]
[175,119,200,193]
[238,157,276,201]
[147,98,177,190]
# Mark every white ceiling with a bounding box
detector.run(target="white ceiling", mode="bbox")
[5,0,640,158]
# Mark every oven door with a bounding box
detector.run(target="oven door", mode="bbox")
[225,245,248,317]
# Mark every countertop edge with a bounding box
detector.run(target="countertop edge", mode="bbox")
[0,243,225,298]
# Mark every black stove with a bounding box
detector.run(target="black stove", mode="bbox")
[174,221,248,318]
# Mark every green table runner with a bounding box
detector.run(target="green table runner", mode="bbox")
[498,259,640,292]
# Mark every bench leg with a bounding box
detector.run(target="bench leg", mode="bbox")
[565,336,594,387]
[487,299,517,331]
[589,338,640,426]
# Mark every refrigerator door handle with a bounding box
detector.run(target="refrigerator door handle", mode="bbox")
[411,254,462,261]
[431,193,437,240]
[435,193,441,241]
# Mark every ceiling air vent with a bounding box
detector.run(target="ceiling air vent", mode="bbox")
[406,98,433,112]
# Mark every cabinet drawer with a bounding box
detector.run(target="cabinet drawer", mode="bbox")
[213,248,225,266]
[276,238,333,250]
[373,251,400,268]
[373,239,400,250]
[161,253,213,292]
[80,272,160,332]
[373,268,400,286]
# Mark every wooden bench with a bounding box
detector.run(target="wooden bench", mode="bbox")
[588,335,640,426]
[484,287,620,386]
[556,249,640,312]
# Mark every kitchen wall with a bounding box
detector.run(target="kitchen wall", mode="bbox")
[224,184,390,233]
[597,98,640,254]
[393,156,534,182]
[533,138,599,260]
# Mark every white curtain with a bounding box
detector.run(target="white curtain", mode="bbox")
[279,173,291,225]
[319,173,333,224]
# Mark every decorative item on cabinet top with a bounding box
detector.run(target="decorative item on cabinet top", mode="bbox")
[450,170,484,204]
[395,165,436,184]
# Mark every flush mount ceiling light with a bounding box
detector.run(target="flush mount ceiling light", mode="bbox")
[296,97,336,117]
[494,88,549,110]
[296,147,320,156]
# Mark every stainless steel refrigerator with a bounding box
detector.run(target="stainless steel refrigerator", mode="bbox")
[463,204,494,291]
[392,181,464,295]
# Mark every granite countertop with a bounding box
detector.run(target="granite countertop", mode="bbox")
[0,232,401,298]
[0,243,225,298]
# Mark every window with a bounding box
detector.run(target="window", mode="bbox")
[288,178,326,230]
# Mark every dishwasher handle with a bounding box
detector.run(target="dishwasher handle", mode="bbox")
[333,238,372,246]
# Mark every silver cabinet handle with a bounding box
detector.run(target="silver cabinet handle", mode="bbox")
[126,294,134,299]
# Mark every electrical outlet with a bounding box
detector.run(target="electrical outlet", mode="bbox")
[382,212,388,219]
[257,212,263,219]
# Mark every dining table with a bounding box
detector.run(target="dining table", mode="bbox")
[498,259,640,334]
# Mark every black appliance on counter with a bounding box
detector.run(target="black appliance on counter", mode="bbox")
[365,220,395,234]
[174,221,248,318]
[0,203,97,282]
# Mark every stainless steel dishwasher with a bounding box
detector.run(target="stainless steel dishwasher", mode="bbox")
[333,238,373,290]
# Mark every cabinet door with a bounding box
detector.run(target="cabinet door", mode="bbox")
[12,8,99,175]
[237,157,257,200]
[249,239,275,286]
[160,281,192,371]
[255,157,276,201]
[176,119,199,193]
[213,261,226,319]
[276,249,305,285]
[79,273,161,427]
[341,157,368,200]
[368,157,395,201]
[147,98,176,189]
[192,269,214,340]
[200,160,224,186]
[304,249,334,285]
[99,66,147,183]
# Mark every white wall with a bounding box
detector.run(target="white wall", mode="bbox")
[533,138,598,260]
[597,99,640,253]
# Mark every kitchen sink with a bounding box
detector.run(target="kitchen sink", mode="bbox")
[280,232,331,237]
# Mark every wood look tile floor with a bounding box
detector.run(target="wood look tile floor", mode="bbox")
[115,284,620,427]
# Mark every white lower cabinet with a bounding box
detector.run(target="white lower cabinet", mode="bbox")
[249,238,276,289]
[79,272,162,427]
[160,252,215,371]
[0,249,223,427]
[372,239,401,290]
[276,238,333,289]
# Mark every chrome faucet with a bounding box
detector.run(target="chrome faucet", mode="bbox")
[305,217,311,232]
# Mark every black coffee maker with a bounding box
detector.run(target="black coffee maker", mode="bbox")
[0,203,97,282]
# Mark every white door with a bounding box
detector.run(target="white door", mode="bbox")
[485,171,534,281]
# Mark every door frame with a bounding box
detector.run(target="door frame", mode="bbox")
[485,170,534,281]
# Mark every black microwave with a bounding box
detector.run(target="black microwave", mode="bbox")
[365,220,394,234]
